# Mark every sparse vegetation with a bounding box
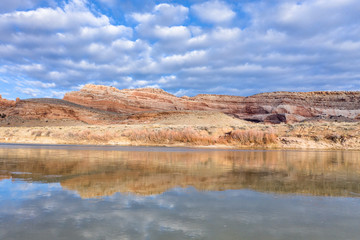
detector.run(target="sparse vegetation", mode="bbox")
[122,127,216,145]
[122,127,277,146]
[67,130,117,142]
[224,129,277,145]
[325,134,347,144]
[0,118,359,149]
[31,130,42,137]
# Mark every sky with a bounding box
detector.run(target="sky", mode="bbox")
[0,0,359,99]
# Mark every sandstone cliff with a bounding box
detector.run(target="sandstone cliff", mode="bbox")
[63,84,360,123]
[0,98,125,125]
[0,95,16,109]
[1,84,359,125]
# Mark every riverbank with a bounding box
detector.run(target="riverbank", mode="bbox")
[0,120,359,150]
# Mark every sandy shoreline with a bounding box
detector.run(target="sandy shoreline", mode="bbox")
[0,120,359,150]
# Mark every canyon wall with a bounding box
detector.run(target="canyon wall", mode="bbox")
[63,84,360,123]
[1,98,125,125]
[1,84,359,124]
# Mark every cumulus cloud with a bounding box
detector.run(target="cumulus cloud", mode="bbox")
[2,181,358,240]
[26,80,56,88]
[132,3,190,43]
[15,86,42,97]
[132,3,188,26]
[246,0,360,36]
[0,1,111,34]
[191,1,236,24]
[0,0,137,95]
[0,0,359,99]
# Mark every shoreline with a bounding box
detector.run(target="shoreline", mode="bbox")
[0,122,359,150]
[0,142,359,153]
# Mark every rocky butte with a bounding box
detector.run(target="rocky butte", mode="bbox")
[63,84,360,124]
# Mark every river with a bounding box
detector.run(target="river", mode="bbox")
[0,144,360,239]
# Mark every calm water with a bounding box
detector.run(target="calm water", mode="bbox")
[1,144,360,239]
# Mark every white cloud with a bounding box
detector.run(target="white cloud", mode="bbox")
[0,78,9,83]
[1,0,360,98]
[153,3,189,26]
[158,75,176,84]
[132,3,188,26]
[23,80,56,88]
[221,64,272,73]
[131,13,153,23]
[191,1,235,24]
[173,88,190,97]
[0,0,137,96]
[160,50,207,70]
[132,3,190,44]
[277,0,360,28]
[79,25,132,41]
[211,27,241,41]
[152,25,191,40]
[0,2,110,34]
[246,0,360,36]
[15,86,41,97]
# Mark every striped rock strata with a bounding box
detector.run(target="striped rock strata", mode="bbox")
[63,84,360,123]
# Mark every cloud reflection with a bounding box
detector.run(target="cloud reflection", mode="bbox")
[1,182,360,240]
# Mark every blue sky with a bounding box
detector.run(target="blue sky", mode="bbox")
[0,0,359,99]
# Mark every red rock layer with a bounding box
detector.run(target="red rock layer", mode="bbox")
[63,84,360,123]
[2,98,124,125]
[0,95,16,109]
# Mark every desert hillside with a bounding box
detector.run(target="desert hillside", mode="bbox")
[64,84,360,123]
[1,84,359,125]
[0,85,359,149]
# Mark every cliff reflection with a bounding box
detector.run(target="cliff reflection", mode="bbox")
[0,147,360,198]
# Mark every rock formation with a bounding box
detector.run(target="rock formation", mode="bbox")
[63,84,360,123]
[1,98,125,125]
[1,84,359,124]
[0,95,16,109]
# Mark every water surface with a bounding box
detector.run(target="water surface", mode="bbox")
[1,144,360,239]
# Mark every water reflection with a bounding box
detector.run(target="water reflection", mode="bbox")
[1,146,359,198]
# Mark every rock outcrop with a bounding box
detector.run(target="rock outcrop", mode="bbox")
[0,95,16,109]
[1,98,125,125]
[1,84,359,124]
[63,84,360,123]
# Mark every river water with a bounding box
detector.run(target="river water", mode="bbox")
[0,144,360,239]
